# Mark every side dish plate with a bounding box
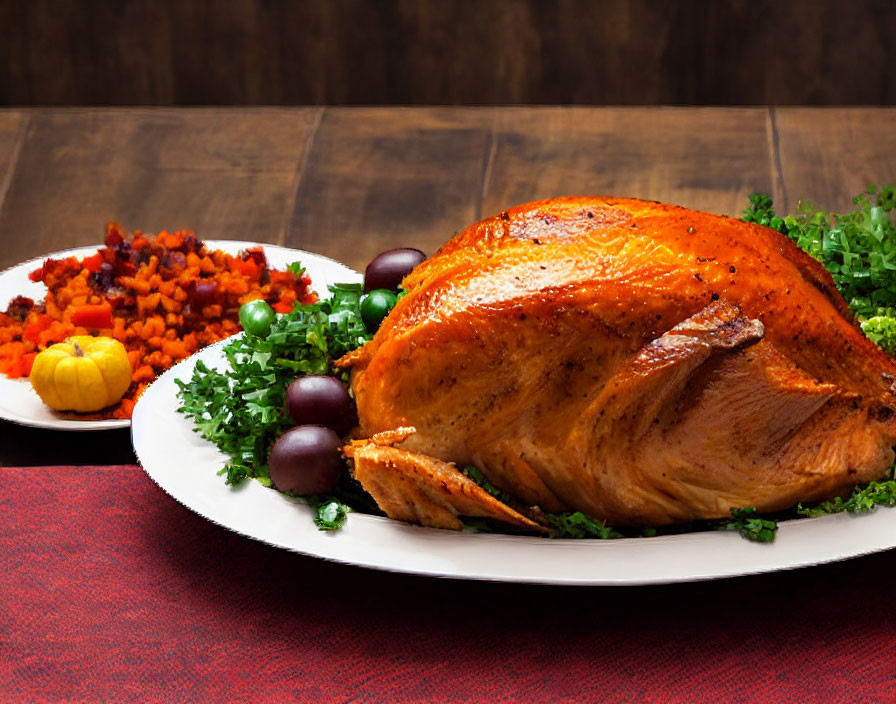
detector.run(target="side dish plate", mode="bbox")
[0,242,339,431]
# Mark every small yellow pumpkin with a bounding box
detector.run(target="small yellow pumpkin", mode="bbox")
[30,336,132,412]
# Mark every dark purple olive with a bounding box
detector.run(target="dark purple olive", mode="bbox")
[364,248,426,292]
[268,425,342,495]
[285,375,357,436]
[190,280,218,308]
[98,262,114,289]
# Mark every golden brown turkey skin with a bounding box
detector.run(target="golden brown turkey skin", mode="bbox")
[339,197,896,527]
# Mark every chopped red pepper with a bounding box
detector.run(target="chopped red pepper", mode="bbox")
[230,256,260,278]
[29,259,53,282]
[272,300,294,314]
[22,314,52,343]
[104,223,125,247]
[6,356,23,378]
[70,303,113,329]
[21,352,37,377]
[81,253,104,273]
[243,247,267,267]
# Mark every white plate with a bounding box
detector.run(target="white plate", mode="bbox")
[0,242,343,431]
[133,334,896,586]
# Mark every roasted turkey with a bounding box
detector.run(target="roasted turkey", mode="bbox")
[338,197,896,530]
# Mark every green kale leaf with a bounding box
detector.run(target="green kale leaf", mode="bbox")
[742,193,788,234]
[725,507,778,543]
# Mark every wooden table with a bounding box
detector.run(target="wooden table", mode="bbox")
[1,106,894,465]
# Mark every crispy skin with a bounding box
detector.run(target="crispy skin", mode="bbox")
[348,441,543,532]
[340,197,896,527]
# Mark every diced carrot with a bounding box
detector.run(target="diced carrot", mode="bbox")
[127,350,142,369]
[161,339,189,359]
[133,365,155,383]
[119,276,152,295]
[38,321,70,347]
[7,357,23,378]
[0,342,25,378]
[116,398,135,418]
[156,232,183,250]
[138,292,162,317]
[70,303,113,329]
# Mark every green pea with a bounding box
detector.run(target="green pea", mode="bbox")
[239,299,276,337]
[360,289,398,332]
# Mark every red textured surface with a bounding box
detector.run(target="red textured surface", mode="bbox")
[3,466,896,703]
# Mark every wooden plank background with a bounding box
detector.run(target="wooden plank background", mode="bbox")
[2,0,895,106]
[0,108,321,267]
[1,107,893,272]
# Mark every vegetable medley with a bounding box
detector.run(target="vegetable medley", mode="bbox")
[0,223,315,418]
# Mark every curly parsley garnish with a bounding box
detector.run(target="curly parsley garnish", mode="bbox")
[797,469,896,518]
[176,279,371,528]
[308,496,350,531]
[543,512,622,540]
[724,508,778,543]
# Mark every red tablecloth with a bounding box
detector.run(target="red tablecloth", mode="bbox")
[3,466,896,703]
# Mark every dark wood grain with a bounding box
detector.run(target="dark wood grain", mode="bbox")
[3,0,895,106]
[0,111,27,214]
[774,108,896,214]
[287,107,781,272]
[0,108,320,269]
[483,107,777,220]
[286,107,494,271]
